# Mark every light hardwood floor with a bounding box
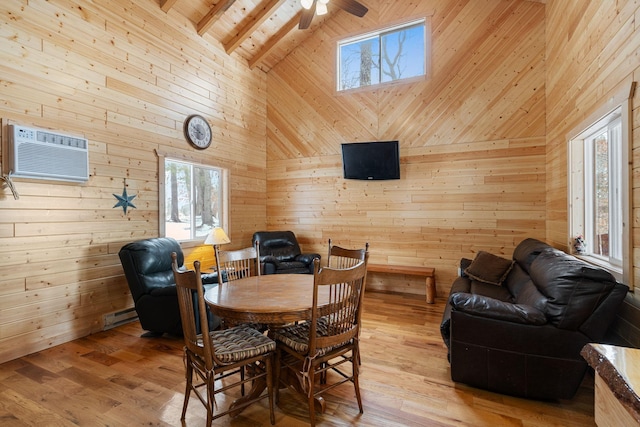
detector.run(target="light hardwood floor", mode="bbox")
[0,292,596,426]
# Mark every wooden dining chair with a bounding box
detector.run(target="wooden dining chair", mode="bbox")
[274,258,368,426]
[327,239,370,365]
[215,244,261,283]
[170,252,276,426]
[215,243,268,333]
[326,238,369,268]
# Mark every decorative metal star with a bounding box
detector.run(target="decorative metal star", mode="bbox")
[113,186,137,214]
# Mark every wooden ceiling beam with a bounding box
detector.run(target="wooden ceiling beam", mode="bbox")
[160,0,179,13]
[197,0,237,36]
[249,12,301,69]
[224,0,287,54]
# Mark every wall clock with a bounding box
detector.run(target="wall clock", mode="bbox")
[184,114,212,149]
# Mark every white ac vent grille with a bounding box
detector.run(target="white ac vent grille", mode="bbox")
[7,124,89,183]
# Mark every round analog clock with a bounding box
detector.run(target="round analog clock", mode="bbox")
[184,114,212,149]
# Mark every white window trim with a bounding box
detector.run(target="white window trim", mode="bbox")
[583,114,623,266]
[156,150,229,247]
[567,83,633,288]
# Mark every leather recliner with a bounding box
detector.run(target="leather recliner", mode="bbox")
[252,231,320,274]
[440,238,628,400]
[119,237,220,337]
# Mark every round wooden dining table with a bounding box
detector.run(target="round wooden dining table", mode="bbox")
[203,273,330,417]
[204,273,329,326]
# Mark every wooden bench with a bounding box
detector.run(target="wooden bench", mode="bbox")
[366,264,437,304]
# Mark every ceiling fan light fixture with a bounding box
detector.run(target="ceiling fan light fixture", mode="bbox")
[316,2,328,15]
[299,0,367,29]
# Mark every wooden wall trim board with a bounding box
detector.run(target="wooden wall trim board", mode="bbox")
[0,0,639,365]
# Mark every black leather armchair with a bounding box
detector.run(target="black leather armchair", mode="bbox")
[252,231,320,274]
[119,237,220,337]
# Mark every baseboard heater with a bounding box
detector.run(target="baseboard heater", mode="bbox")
[103,308,138,330]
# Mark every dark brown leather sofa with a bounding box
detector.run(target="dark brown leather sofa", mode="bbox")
[440,238,628,400]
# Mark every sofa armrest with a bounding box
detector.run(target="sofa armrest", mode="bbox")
[261,255,280,275]
[296,253,321,265]
[440,276,472,349]
[450,292,547,325]
[459,258,472,277]
[201,272,220,285]
[261,255,280,266]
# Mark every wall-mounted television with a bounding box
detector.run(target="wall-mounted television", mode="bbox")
[341,141,400,180]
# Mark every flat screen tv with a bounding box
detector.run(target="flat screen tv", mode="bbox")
[341,141,400,180]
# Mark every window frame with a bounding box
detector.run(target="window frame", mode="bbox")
[567,84,632,288]
[158,152,229,245]
[336,18,429,92]
[583,114,622,266]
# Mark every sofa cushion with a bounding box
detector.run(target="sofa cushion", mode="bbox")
[512,238,552,273]
[503,263,531,294]
[469,280,514,302]
[126,237,182,275]
[529,249,617,330]
[274,261,309,274]
[263,238,295,250]
[450,293,547,325]
[254,231,302,262]
[504,263,548,312]
[464,251,514,286]
[514,280,548,313]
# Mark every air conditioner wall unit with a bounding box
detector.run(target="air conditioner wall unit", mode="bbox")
[7,124,89,183]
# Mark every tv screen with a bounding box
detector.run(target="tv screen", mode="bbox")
[341,141,400,180]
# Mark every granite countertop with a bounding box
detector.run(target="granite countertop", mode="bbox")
[581,343,640,422]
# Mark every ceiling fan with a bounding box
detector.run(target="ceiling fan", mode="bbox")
[299,0,368,30]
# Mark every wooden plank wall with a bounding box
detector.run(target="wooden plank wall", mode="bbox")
[7,0,635,364]
[0,0,267,363]
[544,0,640,342]
[545,0,640,277]
[266,0,547,294]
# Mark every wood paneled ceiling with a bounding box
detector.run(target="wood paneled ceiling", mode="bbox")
[159,0,344,72]
[160,0,544,72]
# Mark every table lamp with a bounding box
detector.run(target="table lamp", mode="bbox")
[205,227,231,267]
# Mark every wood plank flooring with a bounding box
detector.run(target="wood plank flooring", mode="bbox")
[0,292,596,426]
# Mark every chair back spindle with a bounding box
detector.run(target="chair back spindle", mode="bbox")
[216,243,261,283]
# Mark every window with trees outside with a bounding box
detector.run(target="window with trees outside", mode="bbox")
[337,19,427,91]
[161,157,228,242]
[568,88,632,287]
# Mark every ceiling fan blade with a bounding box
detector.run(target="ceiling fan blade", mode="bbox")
[299,0,317,29]
[332,0,368,17]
